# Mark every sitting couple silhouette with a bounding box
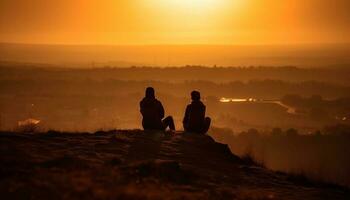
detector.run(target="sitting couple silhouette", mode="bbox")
[140,87,211,134]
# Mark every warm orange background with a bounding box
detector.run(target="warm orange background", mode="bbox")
[0,0,349,45]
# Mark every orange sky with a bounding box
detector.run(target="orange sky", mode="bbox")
[0,0,349,45]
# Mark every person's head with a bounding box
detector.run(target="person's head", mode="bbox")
[145,87,155,99]
[191,91,201,101]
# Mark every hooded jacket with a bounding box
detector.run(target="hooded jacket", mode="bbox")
[140,97,165,130]
[183,100,206,132]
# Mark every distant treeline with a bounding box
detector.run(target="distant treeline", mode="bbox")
[0,78,349,99]
[1,64,350,99]
[1,63,350,85]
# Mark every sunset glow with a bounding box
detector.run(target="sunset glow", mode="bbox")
[155,0,226,10]
[0,0,349,44]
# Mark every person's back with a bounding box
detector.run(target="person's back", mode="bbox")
[140,87,175,131]
[184,100,205,132]
[140,96,164,130]
[183,91,211,134]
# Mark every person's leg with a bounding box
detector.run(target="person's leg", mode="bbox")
[162,116,175,131]
[201,117,211,134]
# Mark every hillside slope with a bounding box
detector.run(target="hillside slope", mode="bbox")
[0,130,349,200]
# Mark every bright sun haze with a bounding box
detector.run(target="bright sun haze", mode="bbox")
[0,0,349,45]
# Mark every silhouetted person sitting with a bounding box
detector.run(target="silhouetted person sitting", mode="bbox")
[140,87,175,131]
[183,91,211,134]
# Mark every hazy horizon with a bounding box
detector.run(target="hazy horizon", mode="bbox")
[1,42,349,67]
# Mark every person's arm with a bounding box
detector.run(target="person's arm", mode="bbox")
[202,105,206,119]
[140,101,145,116]
[158,101,165,119]
[183,105,190,124]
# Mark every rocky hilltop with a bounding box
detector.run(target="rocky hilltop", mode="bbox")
[0,130,349,199]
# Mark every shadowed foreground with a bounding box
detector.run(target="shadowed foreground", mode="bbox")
[0,130,349,200]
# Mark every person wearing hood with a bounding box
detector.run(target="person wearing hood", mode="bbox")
[140,87,175,131]
[183,91,211,134]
